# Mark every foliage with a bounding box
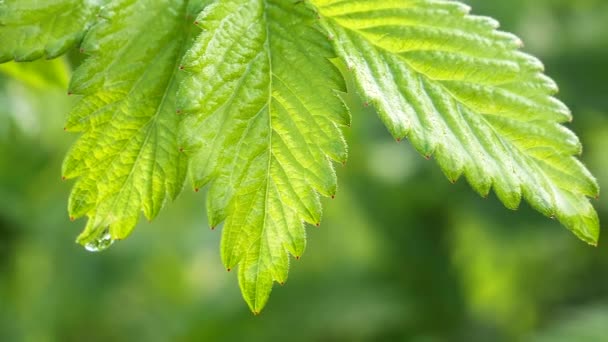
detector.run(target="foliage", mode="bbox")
[0,0,600,313]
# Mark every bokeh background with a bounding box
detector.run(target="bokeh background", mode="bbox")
[1,1,607,341]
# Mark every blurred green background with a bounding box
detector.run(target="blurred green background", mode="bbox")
[1,1,607,341]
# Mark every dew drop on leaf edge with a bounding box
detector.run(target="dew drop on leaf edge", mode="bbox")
[84,230,114,252]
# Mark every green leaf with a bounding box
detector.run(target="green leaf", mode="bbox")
[311,0,600,244]
[62,0,197,249]
[178,0,349,313]
[1,0,600,314]
[0,0,102,62]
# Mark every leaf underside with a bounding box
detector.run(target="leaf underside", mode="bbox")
[0,0,601,314]
[0,0,102,62]
[179,0,349,313]
[312,0,600,244]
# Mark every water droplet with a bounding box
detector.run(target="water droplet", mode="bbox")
[84,230,114,252]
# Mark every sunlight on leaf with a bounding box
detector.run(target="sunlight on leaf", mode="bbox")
[312,0,600,244]
[178,0,349,313]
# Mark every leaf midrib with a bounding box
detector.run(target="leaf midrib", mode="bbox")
[255,0,274,313]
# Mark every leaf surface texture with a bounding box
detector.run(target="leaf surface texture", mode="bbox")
[179,0,349,312]
[312,0,600,244]
[62,0,194,247]
[0,0,102,62]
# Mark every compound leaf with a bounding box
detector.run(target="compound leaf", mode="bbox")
[178,0,348,313]
[0,0,102,62]
[312,0,600,244]
[62,0,197,250]
[1,0,601,314]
